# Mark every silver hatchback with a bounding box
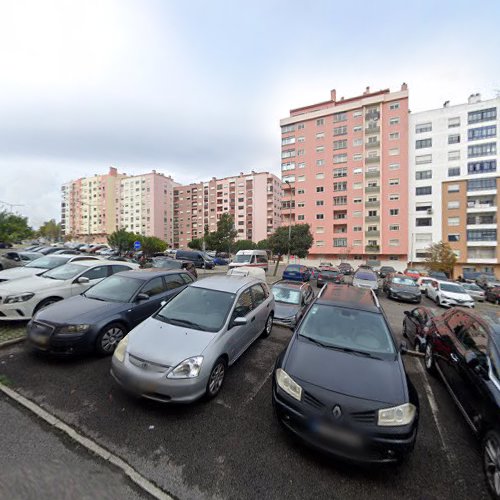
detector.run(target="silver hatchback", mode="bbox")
[111,275,274,403]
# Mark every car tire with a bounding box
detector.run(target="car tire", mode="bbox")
[261,313,273,338]
[33,297,62,314]
[424,343,437,376]
[205,357,227,400]
[483,430,500,500]
[436,296,441,307]
[402,322,407,338]
[414,338,425,353]
[95,323,127,356]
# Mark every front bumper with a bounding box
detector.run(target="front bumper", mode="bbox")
[440,297,474,308]
[111,355,209,403]
[388,290,421,302]
[272,385,417,464]
[274,317,296,329]
[0,300,36,321]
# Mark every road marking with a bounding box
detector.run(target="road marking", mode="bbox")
[241,367,274,408]
[0,382,173,500]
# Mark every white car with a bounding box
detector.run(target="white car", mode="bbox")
[0,260,138,321]
[426,280,474,308]
[415,276,436,295]
[0,254,101,283]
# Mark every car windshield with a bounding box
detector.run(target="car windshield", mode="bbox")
[321,270,338,276]
[234,254,252,263]
[83,275,142,302]
[272,287,301,305]
[298,304,395,358]
[406,269,419,274]
[441,283,466,294]
[156,286,235,332]
[152,258,181,269]
[489,342,500,382]
[42,263,86,280]
[463,284,482,291]
[392,277,416,286]
[354,271,376,281]
[25,256,68,270]
[286,265,301,271]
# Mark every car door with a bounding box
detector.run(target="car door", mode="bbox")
[427,280,438,301]
[130,276,171,325]
[250,283,268,336]
[71,264,111,296]
[227,287,256,361]
[404,308,421,344]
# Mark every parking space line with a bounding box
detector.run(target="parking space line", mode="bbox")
[0,382,173,500]
[241,367,274,408]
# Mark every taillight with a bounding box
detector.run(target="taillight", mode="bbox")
[318,274,323,279]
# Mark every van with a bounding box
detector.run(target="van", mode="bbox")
[175,250,214,269]
[228,250,268,272]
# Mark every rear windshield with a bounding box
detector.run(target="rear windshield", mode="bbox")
[321,270,338,276]
[272,286,301,305]
[354,271,376,281]
[25,255,69,269]
[152,258,181,269]
[286,265,301,271]
[392,277,416,286]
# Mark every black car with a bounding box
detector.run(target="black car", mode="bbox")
[272,280,315,329]
[317,268,343,288]
[379,266,396,279]
[272,284,419,464]
[27,269,195,356]
[338,263,354,276]
[402,307,435,352]
[424,309,500,499]
[383,275,421,303]
[175,250,214,269]
[149,257,198,279]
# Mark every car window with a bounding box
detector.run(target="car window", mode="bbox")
[164,274,186,290]
[446,312,470,339]
[251,284,266,307]
[84,275,142,302]
[81,265,110,281]
[180,272,194,284]
[256,255,267,264]
[112,265,133,274]
[234,288,254,316]
[457,321,488,357]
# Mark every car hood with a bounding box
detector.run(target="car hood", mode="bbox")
[35,295,128,324]
[0,267,42,281]
[390,284,419,293]
[284,337,406,405]
[126,316,216,367]
[274,302,301,319]
[353,277,378,288]
[442,290,473,301]
[0,275,68,294]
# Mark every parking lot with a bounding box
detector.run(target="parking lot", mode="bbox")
[0,286,497,499]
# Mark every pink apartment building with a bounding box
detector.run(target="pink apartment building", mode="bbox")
[173,171,282,248]
[280,85,409,265]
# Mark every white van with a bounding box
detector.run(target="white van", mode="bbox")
[228,250,268,272]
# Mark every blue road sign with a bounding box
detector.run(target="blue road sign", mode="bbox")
[134,240,141,250]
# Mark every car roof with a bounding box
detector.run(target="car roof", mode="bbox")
[191,275,260,293]
[272,280,308,289]
[66,259,133,268]
[114,269,183,280]
[316,284,380,314]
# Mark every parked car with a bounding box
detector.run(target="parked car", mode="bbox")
[27,269,193,356]
[378,266,396,279]
[318,262,333,270]
[486,286,500,305]
[272,281,314,329]
[38,246,68,255]
[424,309,500,499]
[272,284,419,464]
[309,267,320,280]
[383,275,421,303]
[337,262,353,276]
[317,268,344,288]
[403,269,421,281]
[282,264,311,282]
[402,307,436,352]
[0,260,138,321]
[0,251,41,270]
[427,280,474,308]
[461,283,486,302]
[175,250,215,269]
[228,250,268,272]
[477,274,500,291]
[0,242,13,249]
[150,257,198,279]
[213,256,229,266]
[0,254,101,283]
[428,271,449,281]
[352,268,379,293]
[111,275,275,403]
[415,276,436,296]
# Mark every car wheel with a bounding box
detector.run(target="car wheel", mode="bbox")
[261,313,273,338]
[402,322,407,338]
[414,338,425,353]
[483,430,500,500]
[436,296,441,307]
[205,357,227,399]
[34,297,62,314]
[424,343,437,375]
[95,323,127,355]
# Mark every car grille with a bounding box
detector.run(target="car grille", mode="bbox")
[129,354,170,373]
[303,391,326,409]
[349,410,376,424]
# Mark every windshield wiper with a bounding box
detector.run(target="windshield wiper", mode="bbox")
[299,334,330,348]
[299,334,382,359]
[160,317,208,331]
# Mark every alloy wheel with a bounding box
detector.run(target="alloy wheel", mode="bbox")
[100,326,125,353]
[425,344,433,370]
[265,315,273,336]
[208,362,225,396]
[484,435,500,498]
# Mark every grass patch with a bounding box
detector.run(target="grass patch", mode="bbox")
[0,374,12,386]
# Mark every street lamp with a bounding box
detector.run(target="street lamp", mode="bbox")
[284,180,294,264]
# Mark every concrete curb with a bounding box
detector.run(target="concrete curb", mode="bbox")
[0,337,25,350]
[0,383,173,500]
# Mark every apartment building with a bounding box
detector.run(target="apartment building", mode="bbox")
[409,94,499,277]
[173,171,282,248]
[61,167,177,244]
[280,85,409,265]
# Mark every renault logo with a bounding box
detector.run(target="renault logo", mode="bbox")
[332,405,342,419]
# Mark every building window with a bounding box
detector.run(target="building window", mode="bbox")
[353,110,363,117]
[297,123,304,130]
[389,194,400,201]
[297,149,305,156]
[282,175,295,183]
[447,217,460,226]
[353,211,362,217]
[353,125,362,132]
[448,234,460,242]
[468,160,497,174]
[448,167,460,177]
[297,214,305,221]
[447,201,460,209]
[468,107,497,124]
[389,239,400,246]
[390,102,400,110]
[316,200,324,206]
[416,217,432,226]
[315,173,325,179]
[333,125,347,136]
[297,189,305,194]
[333,196,347,206]
[353,198,362,204]
[334,181,347,191]
[353,182,362,189]
[353,167,363,174]
[389,148,400,156]
[333,238,347,247]
[333,112,347,122]
[415,122,432,133]
[416,170,432,180]
[297,175,305,182]
[333,140,347,150]
[316,132,325,139]
[389,132,400,140]
[298,162,305,168]
[390,208,399,216]
[297,202,305,208]
[389,163,400,170]
[448,117,460,128]
[416,186,432,195]
[468,125,497,141]
[389,224,400,231]
[353,154,363,161]
[448,134,460,144]
[281,162,296,171]
[467,178,496,191]
[416,138,432,149]
[316,186,324,193]
[333,167,347,177]
[353,226,362,232]
[448,150,460,161]
[316,214,324,220]
[447,184,460,193]
[316,146,324,153]
[316,159,325,166]
[281,149,295,159]
[333,154,348,164]
[389,117,400,125]
[467,229,497,241]
[389,178,400,185]
[316,118,324,126]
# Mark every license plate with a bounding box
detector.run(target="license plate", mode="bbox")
[314,422,362,447]
[30,332,49,346]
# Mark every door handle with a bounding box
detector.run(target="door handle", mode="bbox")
[450,353,459,363]
[251,316,255,322]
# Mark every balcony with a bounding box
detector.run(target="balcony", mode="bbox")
[467,203,497,213]
[365,245,380,253]
[466,258,498,264]
[365,125,380,134]
[365,186,380,194]
[467,241,497,247]
[365,216,380,223]
[365,141,380,149]
[365,200,380,208]
[365,156,380,164]
[365,230,380,237]
[365,170,380,179]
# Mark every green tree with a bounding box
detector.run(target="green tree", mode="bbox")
[107,229,136,255]
[232,239,256,253]
[0,210,33,243]
[188,238,203,250]
[425,241,457,277]
[37,219,61,242]
[256,239,269,250]
[137,235,167,257]
[268,224,313,276]
[205,213,238,253]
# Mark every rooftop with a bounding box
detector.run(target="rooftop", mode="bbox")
[192,275,258,294]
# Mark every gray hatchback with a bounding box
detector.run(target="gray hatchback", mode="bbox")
[111,275,274,403]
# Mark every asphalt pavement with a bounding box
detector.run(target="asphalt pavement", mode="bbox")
[0,291,494,499]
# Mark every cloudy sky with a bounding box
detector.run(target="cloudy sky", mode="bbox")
[1,0,499,227]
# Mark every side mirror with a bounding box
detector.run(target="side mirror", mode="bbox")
[403,310,410,316]
[399,340,408,355]
[136,292,150,301]
[76,276,90,284]
[232,316,248,327]
[465,351,479,369]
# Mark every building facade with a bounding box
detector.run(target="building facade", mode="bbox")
[280,85,409,266]
[409,94,499,277]
[173,172,282,249]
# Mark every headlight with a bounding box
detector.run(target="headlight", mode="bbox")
[59,324,90,334]
[113,336,129,363]
[4,293,35,304]
[275,368,302,401]
[167,356,203,379]
[377,403,416,426]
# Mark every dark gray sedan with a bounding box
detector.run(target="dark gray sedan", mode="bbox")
[272,281,314,329]
[383,275,421,303]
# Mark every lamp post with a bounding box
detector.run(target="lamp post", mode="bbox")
[284,180,293,264]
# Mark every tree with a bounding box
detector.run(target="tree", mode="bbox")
[256,239,270,250]
[0,210,33,243]
[188,238,204,250]
[107,229,136,255]
[425,241,457,277]
[205,213,237,253]
[232,239,256,253]
[37,219,61,242]
[136,235,167,257]
[268,224,313,276]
